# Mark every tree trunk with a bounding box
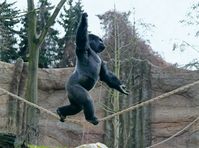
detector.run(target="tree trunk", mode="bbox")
[132,59,152,148]
[104,91,114,147]
[25,0,67,144]
[113,8,120,148]
[118,58,152,148]
[141,61,152,147]
[25,44,40,143]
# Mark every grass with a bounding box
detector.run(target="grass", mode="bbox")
[28,145,67,148]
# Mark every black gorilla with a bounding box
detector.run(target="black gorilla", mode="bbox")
[57,13,129,125]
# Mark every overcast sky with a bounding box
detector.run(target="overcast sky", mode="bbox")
[8,0,199,66]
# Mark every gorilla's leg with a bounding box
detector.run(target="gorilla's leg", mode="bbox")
[57,104,82,117]
[65,84,99,125]
[57,99,82,122]
[83,98,99,125]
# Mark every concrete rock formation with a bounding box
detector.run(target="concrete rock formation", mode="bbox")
[0,61,198,147]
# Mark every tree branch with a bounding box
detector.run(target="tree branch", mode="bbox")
[27,0,37,42]
[37,0,67,47]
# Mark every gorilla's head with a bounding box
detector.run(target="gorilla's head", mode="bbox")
[89,34,105,53]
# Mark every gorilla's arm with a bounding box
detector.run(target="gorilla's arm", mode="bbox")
[100,61,129,95]
[76,13,88,51]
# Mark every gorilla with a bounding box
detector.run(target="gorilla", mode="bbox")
[57,13,129,125]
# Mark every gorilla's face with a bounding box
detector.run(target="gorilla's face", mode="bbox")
[89,34,105,53]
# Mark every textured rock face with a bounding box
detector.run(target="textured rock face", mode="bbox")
[0,62,106,147]
[0,61,199,147]
[151,67,199,148]
[0,62,14,132]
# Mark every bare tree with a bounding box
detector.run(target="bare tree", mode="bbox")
[99,10,154,148]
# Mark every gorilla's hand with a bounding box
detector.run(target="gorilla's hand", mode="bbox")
[119,84,129,95]
[81,12,88,25]
[82,12,88,18]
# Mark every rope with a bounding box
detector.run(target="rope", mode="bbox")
[0,79,199,147]
[0,80,199,123]
[0,87,81,124]
[146,116,199,148]
[99,80,199,121]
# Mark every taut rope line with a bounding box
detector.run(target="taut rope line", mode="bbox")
[0,80,199,146]
[0,80,199,122]
[146,116,199,148]
[0,80,198,122]
[0,87,81,123]
[99,80,199,121]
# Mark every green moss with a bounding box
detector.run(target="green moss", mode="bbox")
[29,145,48,148]
[28,145,67,148]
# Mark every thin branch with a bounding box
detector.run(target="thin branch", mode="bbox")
[182,40,199,53]
[0,7,54,20]
[37,0,67,47]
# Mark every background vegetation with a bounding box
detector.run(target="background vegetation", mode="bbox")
[0,0,198,147]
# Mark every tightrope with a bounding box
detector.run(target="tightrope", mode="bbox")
[0,80,199,122]
[99,80,199,121]
[0,87,81,123]
[146,116,199,148]
[0,80,199,147]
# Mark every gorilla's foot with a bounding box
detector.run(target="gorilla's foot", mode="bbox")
[56,108,66,122]
[86,117,99,125]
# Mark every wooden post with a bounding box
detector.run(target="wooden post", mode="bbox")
[7,58,24,133]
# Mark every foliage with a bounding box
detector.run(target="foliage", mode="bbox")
[98,10,166,67]
[29,145,67,148]
[18,14,29,62]
[1,0,84,68]
[37,0,60,68]
[0,1,20,62]
[2,0,83,68]
[180,2,199,37]
[98,10,136,64]
[99,10,157,148]
[183,58,199,70]
[177,2,199,70]
[18,0,60,68]
[29,146,48,148]
[18,0,84,68]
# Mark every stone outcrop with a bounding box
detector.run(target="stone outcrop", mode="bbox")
[151,66,199,148]
[0,61,106,147]
[0,61,198,147]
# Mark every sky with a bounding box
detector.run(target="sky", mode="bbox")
[8,0,199,67]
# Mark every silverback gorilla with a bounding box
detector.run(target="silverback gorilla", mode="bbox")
[57,13,129,125]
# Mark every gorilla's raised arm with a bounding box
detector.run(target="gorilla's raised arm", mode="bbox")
[76,13,88,51]
[100,61,129,95]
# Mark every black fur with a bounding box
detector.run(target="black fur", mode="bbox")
[57,13,128,125]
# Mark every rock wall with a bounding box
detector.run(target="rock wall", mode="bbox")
[0,62,14,133]
[151,67,199,148]
[0,61,199,147]
[0,61,106,147]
